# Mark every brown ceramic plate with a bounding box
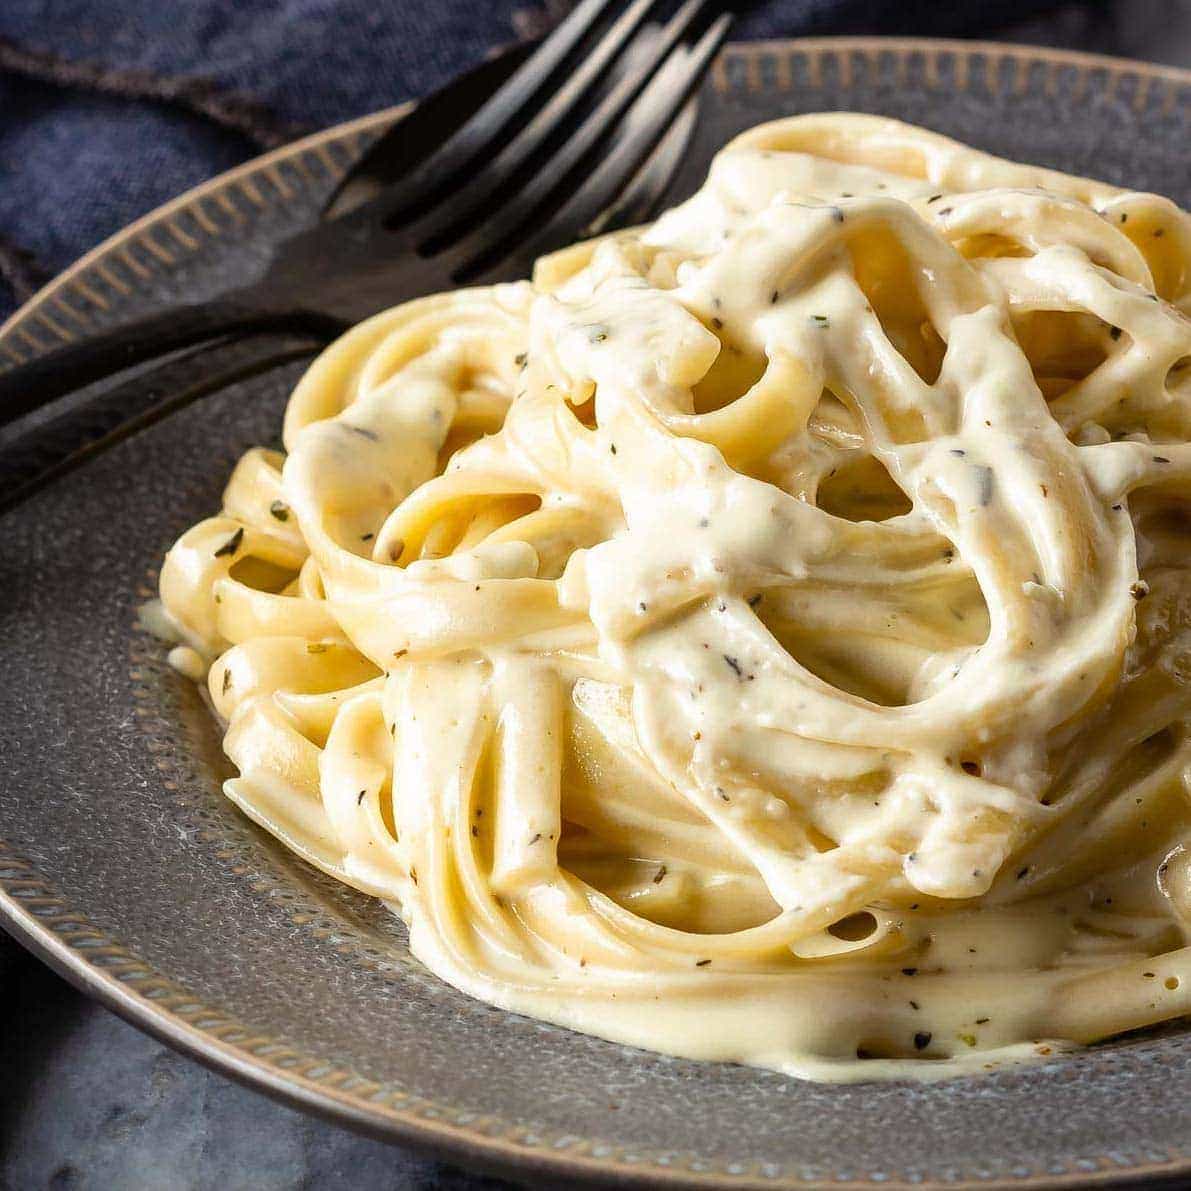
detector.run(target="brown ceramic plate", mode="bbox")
[2,38,1190,1191]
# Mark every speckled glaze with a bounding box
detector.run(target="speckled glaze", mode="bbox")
[1,39,1190,1190]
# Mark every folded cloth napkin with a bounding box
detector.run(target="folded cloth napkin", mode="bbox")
[0,0,1078,323]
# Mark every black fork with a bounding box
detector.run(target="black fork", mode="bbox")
[0,0,730,511]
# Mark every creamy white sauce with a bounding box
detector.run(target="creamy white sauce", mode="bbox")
[159,114,1191,1080]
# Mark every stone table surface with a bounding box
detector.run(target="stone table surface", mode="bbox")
[3,4,1190,1189]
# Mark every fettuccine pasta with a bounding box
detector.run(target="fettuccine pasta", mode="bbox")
[158,114,1191,1081]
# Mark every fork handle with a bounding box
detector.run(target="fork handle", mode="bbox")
[0,298,346,425]
[0,331,326,515]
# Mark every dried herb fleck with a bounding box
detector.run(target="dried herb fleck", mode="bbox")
[913,1031,931,1050]
[976,465,994,506]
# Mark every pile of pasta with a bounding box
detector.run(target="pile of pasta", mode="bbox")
[161,115,1191,1080]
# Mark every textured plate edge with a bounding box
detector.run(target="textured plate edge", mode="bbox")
[724,34,1191,88]
[4,888,1186,1191]
[0,35,1189,1189]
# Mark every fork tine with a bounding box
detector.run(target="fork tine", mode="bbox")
[517,16,729,252]
[462,10,730,283]
[404,0,663,242]
[586,94,699,235]
[435,0,717,277]
[379,0,626,223]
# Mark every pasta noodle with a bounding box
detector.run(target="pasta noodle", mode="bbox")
[158,114,1191,1081]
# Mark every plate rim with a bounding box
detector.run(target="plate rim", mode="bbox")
[2,34,1190,1190]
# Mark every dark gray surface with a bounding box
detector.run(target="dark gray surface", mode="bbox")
[0,956,514,1191]
[2,8,1191,1191]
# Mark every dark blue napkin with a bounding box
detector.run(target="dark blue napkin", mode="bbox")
[0,0,1084,323]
